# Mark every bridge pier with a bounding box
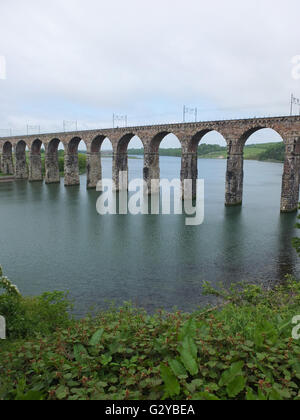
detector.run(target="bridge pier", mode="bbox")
[181,153,198,199]
[1,152,14,175]
[15,143,28,180]
[143,152,160,194]
[113,151,128,191]
[225,143,244,206]
[87,152,101,189]
[280,141,300,212]
[64,152,80,186]
[29,153,43,181]
[45,149,60,184]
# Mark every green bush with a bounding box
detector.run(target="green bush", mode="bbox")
[1,277,300,400]
[0,267,72,339]
[258,142,285,162]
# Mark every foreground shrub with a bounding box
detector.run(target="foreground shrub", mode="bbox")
[1,277,300,400]
[0,266,72,339]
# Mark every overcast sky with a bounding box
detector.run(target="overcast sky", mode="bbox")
[0,0,300,147]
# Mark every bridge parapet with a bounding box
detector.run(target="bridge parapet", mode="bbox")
[1,115,300,150]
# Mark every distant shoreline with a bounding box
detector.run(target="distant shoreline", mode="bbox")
[126,142,285,164]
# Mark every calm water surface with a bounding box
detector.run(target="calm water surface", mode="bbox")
[0,157,299,315]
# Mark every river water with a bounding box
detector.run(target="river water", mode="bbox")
[0,157,299,315]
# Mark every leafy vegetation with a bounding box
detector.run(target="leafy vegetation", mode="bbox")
[0,267,72,340]
[1,263,300,400]
[257,142,285,162]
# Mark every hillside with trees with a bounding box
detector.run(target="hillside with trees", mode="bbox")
[128,142,286,163]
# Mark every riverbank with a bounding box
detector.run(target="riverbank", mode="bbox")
[1,269,300,400]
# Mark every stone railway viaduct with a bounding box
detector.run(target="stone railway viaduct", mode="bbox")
[1,115,300,212]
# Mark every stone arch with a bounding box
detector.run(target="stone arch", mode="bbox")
[3,140,13,154]
[48,138,62,154]
[15,140,28,180]
[45,138,63,184]
[1,141,14,175]
[16,140,27,153]
[67,136,85,154]
[143,131,182,194]
[112,133,145,191]
[240,127,300,213]
[187,128,228,153]
[29,139,43,182]
[31,138,43,155]
[148,131,174,153]
[64,137,86,186]
[91,135,110,153]
[239,126,286,146]
[226,127,291,210]
[117,133,137,154]
[181,129,228,199]
[86,135,112,189]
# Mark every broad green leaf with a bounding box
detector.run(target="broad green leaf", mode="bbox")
[219,361,244,387]
[16,391,44,401]
[180,348,199,376]
[182,336,198,360]
[257,389,268,401]
[192,392,220,400]
[230,361,244,375]
[181,318,197,338]
[73,344,88,363]
[100,353,112,366]
[160,365,180,397]
[56,385,68,400]
[268,388,283,401]
[89,328,104,346]
[246,388,258,401]
[226,376,246,398]
[169,359,187,378]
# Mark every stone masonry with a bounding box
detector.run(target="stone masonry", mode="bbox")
[1,116,300,212]
[28,139,43,181]
[15,141,28,179]
[1,141,14,175]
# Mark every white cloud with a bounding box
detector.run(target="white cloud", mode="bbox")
[0,0,300,146]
